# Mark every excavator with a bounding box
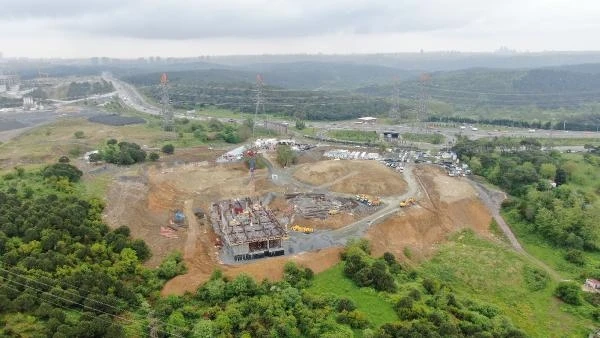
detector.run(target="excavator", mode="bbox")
[291,225,314,234]
[399,197,416,207]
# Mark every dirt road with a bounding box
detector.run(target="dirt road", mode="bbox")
[468,179,562,280]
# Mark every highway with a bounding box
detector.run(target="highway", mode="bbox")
[104,74,600,143]
[102,72,161,115]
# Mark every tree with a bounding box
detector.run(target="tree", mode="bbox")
[540,163,557,180]
[149,152,160,161]
[554,282,582,305]
[42,163,83,182]
[295,120,306,130]
[107,138,118,146]
[161,144,175,154]
[276,145,297,167]
[58,156,70,163]
[74,131,85,139]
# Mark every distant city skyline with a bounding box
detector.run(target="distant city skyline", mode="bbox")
[1,0,599,58]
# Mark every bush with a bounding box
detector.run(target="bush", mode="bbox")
[295,120,306,130]
[157,252,187,279]
[161,144,175,154]
[74,131,85,139]
[554,282,582,305]
[564,249,585,266]
[149,152,160,161]
[58,156,70,163]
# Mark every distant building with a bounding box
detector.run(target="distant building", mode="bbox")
[358,117,377,124]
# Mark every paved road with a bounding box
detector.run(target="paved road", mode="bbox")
[102,72,161,115]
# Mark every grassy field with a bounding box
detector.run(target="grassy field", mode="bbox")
[0,117,169,170]
[328,130,379,142]
[309,264,397,328]
[401,132,445,144]
[420,231,596,337]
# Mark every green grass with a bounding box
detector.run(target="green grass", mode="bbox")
[401,132,445,144]
[309,264,397,328]
[420,230,596,337]
[328,130,379,143]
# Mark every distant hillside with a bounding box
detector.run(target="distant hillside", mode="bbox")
[122,62,414,90]
[358,65,600,109]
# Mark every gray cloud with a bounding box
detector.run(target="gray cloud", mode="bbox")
[42,0,483,39]
[0,0,127,19]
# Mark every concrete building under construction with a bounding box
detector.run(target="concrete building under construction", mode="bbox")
[210,197,286,261]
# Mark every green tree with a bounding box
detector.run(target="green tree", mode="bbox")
[161,144,175,154]
[554,282,582,305]
[540,163,557,180]
[74,131,85,139]
[149,152,160,161]
[42,163,83,182]
[295,120,306,130]
[276,145,297,167]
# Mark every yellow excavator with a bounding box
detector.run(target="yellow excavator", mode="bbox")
[400,197,416,207]
[291,225,314,234]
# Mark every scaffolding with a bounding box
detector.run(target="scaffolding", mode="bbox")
[210,197,286,261]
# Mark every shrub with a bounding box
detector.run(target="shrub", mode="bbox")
[74,131,85,139]
[554,282,582,305]
[564,249,585,266]
[161,144,175,154]
[149,152,160,161]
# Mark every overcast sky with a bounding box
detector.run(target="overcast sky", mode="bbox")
[0,0,599,58]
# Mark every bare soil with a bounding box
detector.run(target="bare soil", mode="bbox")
[366,165,492,260]
[293,160,407,196]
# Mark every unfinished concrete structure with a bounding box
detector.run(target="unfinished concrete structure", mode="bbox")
[211,197,286,261]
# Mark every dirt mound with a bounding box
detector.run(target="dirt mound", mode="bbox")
[367,165,492,260]
[293,160,407,196]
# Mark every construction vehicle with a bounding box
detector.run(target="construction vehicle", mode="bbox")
[291,225,314,234]
[399,197,417,207]
[356,194,381,207]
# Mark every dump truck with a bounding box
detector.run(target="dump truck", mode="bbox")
[356,194,381,206]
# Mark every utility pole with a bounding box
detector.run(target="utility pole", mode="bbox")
[253,74,265,138]
[160,73,173,131]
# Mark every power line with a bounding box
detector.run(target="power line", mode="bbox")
[0,266,183,337]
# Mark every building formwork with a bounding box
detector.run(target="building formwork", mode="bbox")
[211,197,286,261]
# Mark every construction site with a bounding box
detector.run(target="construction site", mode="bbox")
[97,141,495,295]
[211,197,286,261]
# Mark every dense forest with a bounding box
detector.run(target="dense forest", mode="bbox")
[65,80,114,100]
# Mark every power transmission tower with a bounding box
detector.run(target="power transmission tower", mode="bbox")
[160,73,174,131]
[417,73,431,123]
[253,74,265,138]
[389,77,401,119]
